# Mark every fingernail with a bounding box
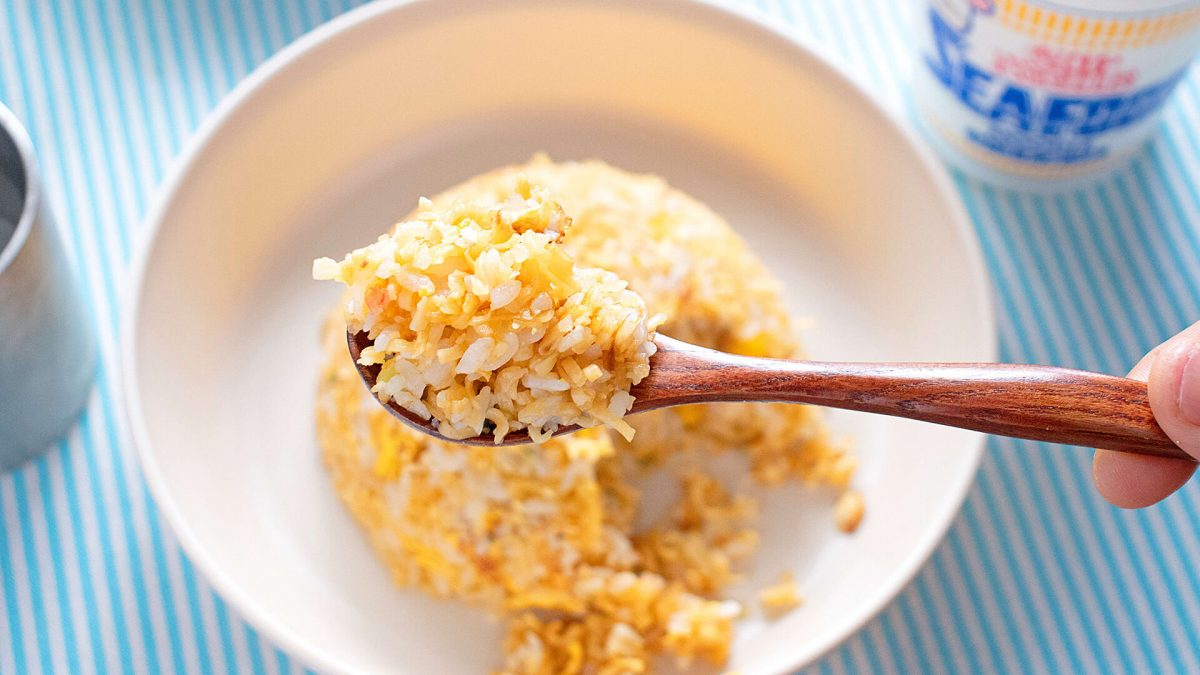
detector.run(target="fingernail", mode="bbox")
[1178,346,1200,425]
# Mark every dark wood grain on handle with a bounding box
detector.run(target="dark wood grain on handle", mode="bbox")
[349,331,1191,458]
[633,336,1189,460]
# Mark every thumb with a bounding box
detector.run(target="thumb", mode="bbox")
[1147,321,1200,460]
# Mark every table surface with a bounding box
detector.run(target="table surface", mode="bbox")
[3,1,1200,673]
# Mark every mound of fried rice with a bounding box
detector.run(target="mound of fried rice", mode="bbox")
[315,178,662,443]
[315,156,859,674]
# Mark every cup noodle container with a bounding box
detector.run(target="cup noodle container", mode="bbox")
[913,0,1200,188]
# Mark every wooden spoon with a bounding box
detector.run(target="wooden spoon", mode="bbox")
[348,331,1190,459]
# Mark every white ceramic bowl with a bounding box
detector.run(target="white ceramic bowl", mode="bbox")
[123,1,995,672]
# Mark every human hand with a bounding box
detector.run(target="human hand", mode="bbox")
[1093,322,1200,508]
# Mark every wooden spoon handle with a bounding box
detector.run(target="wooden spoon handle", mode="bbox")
[635,345,1190,460]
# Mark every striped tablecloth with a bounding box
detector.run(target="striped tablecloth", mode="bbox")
[3,1,1199,673]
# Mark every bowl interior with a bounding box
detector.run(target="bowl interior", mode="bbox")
[128,1,992,673]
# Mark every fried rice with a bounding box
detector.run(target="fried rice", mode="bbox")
[315,178,662,443]
[314,156,859,674]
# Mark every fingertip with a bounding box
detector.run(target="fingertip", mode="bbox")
[1092,448,1196,509]
[1147,330,1200,463]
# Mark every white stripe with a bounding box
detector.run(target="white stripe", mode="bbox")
[0,549,12,675]
[1022,183,1200,658]
[214,0,255,74]
[8,59,162,675]
[144,0,205,127]
[49,432,100,675]
[971,186,1124,670]
[916,563,973,671]
[878,603,923,674]
[26,0,209,668]
[68,396,122,675]
[1026,198,1156,673]
[0,476,44,675]
[1136,142,1200,308]
[231,614,258,675]
[1080,183,1179,341]
[0,4,151,672]
[896,583,952,674]
[835,1,905,109]
[72,0,157,211]
[128,0,192,145]
[1052,193,1156,360]
[864,620,901,674]
[944,490,1033,671]
[24,462,68,675]
[1012,193,1124,368]
[972,180,1183,670]
[94,1,173,182]
[309,0,330,24]
[279,0,305,41]
[104,0,184,163]
[52,0,145,245]
[987,212,1192,670]
[1110,167,1200,323]
[257,1,289,53]
[158,528,202,675]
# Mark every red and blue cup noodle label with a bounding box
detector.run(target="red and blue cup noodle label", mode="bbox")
[914,0,1200,181]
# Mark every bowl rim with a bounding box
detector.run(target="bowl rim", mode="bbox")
[0,103,40,276]
[120,0,996,672]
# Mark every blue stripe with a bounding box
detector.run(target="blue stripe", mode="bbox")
[0,7,140,675]
[1049,194,1160,673]
[911,572,959,672]
[935,530,994,671]
[1094,181,1184,335]
[1027,187,1200,658]
[53,0,137,254]
[1003,174,1190,667]
[35,453,80,675]
[955,478,1032,667]
[976,176,1184,672]
[13,470,52,673]
[854,620,884,674]
[249,0,283,53]
[145,504,188,675]
[873,605,902,672]
[213,591,240,674]
[1075,182,1176,667]
[79,12,200,675]
[0,480,29,673]
[18,6,170,675]
[103,0,165,180]
[155,0,203,129]
[958,179,1060,669]
[1012,187,1152,658]
[179,556,213,675]
[52,431,106,673]
[202,0,241,92]
[294,0,316,35]
[0,16,94,675]
[178,1,220,110]
[227,0,261,80]
[1117,165,1200,317]
[244,625,268,675]
[1134,153,1200,311]
[274,647,292,675]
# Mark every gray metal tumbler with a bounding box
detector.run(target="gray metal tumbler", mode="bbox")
[0,104,95,471]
